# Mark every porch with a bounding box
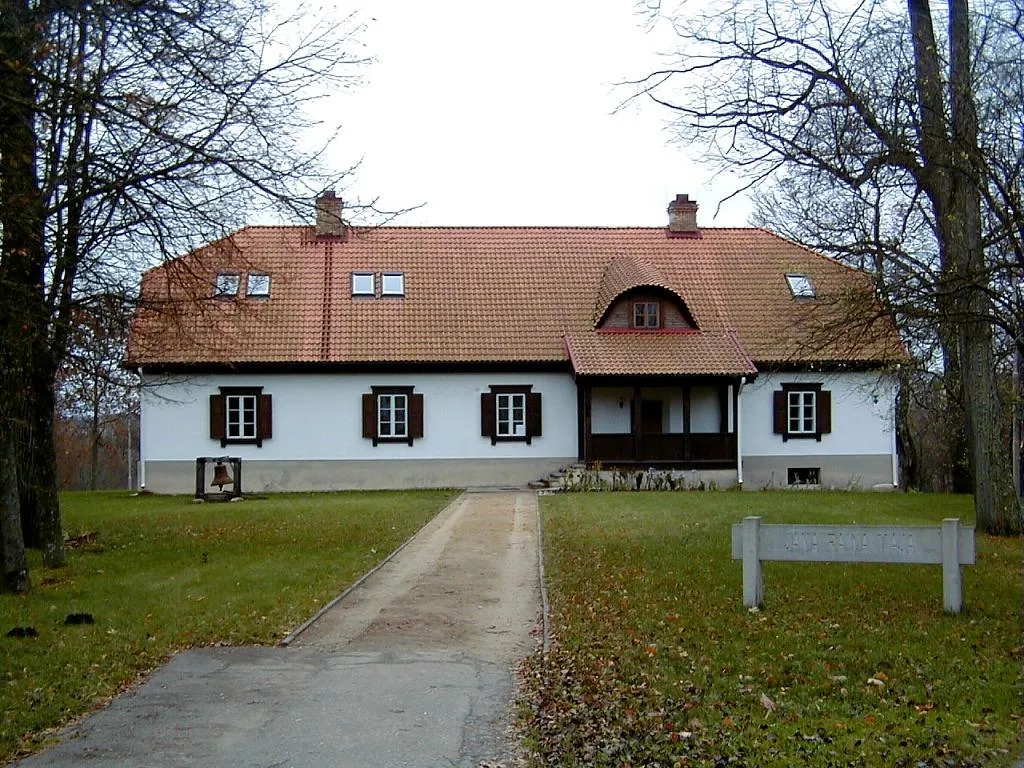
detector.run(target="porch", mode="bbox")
[579,382,740,469]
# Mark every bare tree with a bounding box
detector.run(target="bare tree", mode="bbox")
[0,0,368,590]
[636,0,1022,534]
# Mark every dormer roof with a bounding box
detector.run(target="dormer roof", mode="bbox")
[592,257,696,329]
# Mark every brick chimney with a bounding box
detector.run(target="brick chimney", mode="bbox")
[667,193,699,236]
[315,190,345,239]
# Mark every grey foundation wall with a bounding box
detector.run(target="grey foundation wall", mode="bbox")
[144,458,576,494]
[741,454,896,491]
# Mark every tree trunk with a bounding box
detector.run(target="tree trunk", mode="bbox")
[939,337,973,493]
[0,414,30,593]
[896,367,918,490]
[946,0,1022,534]
[1,0,66,565]
[90,389,100,491]
[908,0,1023,534]
[20,349,65,566]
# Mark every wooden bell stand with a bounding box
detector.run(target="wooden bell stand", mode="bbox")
[194,456,243,501]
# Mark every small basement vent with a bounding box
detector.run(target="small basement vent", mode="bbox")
[788,467,820,486]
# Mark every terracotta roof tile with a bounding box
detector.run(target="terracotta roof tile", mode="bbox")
[126,225,904,369]
[565,331,757,376]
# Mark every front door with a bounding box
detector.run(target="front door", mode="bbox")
[640,399,663,434]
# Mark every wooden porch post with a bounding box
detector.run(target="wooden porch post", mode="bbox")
[682,383,692,461]
[631,386,641,462]
[578,383,591,463]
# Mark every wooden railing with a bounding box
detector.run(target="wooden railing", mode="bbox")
[587,432,736,467]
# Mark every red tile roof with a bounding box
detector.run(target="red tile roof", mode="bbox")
[565,331,757,376]
[126,224,904,372]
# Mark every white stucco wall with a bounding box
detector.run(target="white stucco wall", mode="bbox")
[690,386,720,433]
[591,387,632,433]
[140,371,578,463]
[741,371,897,457]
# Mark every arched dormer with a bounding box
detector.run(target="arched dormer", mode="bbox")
[593,257,698,331]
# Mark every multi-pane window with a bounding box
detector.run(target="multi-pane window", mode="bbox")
[378,393,408,439]
[363,387,422,445]
[481,385,541,444]
[225,394,257,440]
[773,384,831,442]
[632,301,660,328]
[211,387,271,447]
[787,390,816,435]
[496,392,527,437]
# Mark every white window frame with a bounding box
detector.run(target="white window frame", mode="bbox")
[215,273,240,297]
[225,394,257,439]
[352,272,375,296]
[496,392,527,438]
[378,393,408,439]
[787,390,816,435]
[247,273,271,297]
[381,272,405,296]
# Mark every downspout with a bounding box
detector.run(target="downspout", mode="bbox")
[890,369,899,488]
[137,367,146,490]
[736,377,746,486]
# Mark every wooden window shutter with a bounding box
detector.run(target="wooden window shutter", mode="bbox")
[526,392,542,440]
[772,390,787,437]
[817,390,832,436]
[258,394,273,441]
[210,394,226,440]
[409,393,424,441]
[481,392,496,442]
[362,393,377,444]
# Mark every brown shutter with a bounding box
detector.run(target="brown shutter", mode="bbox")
[409,393,424,440]
[772,391,787,436]
[210,394,226,440]
[526,392,542,440]
[362,393,377,442]
[481,392,496,443]
[259,394,273,440]
[817,390,832,435]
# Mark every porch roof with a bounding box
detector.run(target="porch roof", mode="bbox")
[564,330,757,377]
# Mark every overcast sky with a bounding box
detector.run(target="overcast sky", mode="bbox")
[324,1,752,228]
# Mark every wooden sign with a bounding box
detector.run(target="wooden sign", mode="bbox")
[731,517,975,613]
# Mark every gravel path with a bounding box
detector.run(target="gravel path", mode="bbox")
[14,490,543,768]
[292,490,541,662]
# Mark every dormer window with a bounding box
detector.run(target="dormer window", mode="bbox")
[215,273,240,297]
[632,301,661,329]
[786,273,815,298]
[247,273,270,297]
[352,272,375,296]
[381,272,405,296]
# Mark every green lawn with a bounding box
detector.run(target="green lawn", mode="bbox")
[522,492,1022,767]
[0,490,456,763]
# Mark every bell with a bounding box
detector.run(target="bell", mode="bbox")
[210,461,232,490]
